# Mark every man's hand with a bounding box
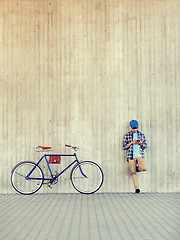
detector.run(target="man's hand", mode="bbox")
[127,140,137,148]
[137,140,143,147]
[132,140,138,144]
[127,140,143,148]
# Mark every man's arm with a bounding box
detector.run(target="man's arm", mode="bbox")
[137,134,147,150]
[127,140,138,148]
[123,134,137,150]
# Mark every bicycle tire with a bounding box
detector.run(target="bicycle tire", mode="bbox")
[11,161,44,195]
[70,161,104,194]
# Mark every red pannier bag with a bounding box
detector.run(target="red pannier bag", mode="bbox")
[49,156,61,164]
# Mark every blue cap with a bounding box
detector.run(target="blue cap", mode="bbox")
[129,120,138,128]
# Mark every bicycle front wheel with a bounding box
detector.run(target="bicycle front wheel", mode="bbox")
[11,161,44,195]
[70,161,104,194]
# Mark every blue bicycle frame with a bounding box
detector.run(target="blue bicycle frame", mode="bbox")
[26,153,88,180]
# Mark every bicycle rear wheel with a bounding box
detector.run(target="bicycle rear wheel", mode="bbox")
[70,161,104,194]
[11,161,44,195]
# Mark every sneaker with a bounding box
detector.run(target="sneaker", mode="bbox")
[135,189,140,193]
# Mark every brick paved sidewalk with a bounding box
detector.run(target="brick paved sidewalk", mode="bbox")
[0,193,180,240]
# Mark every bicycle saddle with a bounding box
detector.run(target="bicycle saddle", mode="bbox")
[38,146,52,150]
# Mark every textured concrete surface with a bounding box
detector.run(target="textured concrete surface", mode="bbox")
[1,0,180,195]
[0,193,180,240]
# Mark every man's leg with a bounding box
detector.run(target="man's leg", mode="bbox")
[137,158,147,172]
[129,159,139,190]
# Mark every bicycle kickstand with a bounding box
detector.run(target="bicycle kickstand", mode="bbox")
[48,183,53,189]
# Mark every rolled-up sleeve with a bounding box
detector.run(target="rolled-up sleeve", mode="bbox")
[123,135,129,150]
[141,134,147,150]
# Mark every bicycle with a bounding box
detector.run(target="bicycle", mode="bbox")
[11,144,104,195]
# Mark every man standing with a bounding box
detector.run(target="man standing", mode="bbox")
[123,120,147,193]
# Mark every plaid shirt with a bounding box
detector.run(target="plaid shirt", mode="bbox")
[123,130,147,161]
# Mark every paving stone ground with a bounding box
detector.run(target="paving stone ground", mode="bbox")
[0,193,180,240]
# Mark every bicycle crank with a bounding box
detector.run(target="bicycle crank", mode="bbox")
[48,172,59,188]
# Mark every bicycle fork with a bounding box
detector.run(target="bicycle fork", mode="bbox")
[74,153,88,178]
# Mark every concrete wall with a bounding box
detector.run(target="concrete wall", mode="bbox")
[0,0,180,193]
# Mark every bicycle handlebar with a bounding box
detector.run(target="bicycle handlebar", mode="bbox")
[65,144,71,148]
[65,144,78,151]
